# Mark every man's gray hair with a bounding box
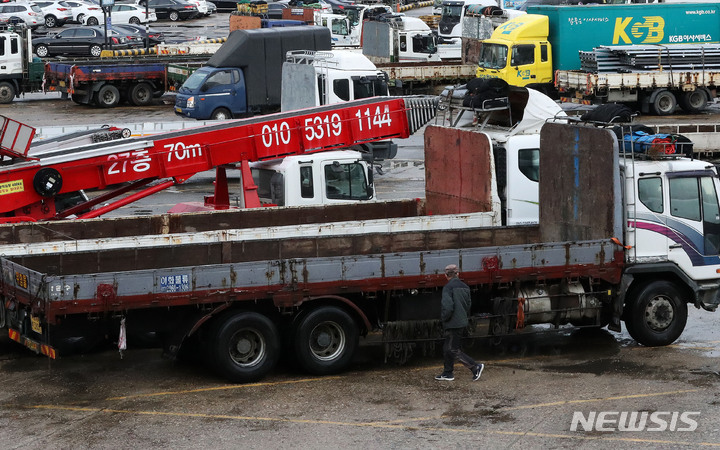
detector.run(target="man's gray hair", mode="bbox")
[445,264,459,276]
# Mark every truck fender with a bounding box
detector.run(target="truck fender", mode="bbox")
[622,262,698,307]
[293,295,372,336]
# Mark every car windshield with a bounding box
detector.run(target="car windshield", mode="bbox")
[181,67,211,91]
[31,5,43,12]
[479,43,508,69]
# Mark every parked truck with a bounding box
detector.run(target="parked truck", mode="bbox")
[0,25,210,106]
[476,4,720,114]
[174,26,332,120]
[1,97,719,383]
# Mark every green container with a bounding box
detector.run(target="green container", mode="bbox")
[528,3,720,71]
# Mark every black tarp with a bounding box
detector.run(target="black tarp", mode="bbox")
[206,26,331,110]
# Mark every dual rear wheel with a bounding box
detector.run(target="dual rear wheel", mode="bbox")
[204,306,359,382]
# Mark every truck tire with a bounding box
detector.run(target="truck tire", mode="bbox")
[129,82,153,106]
[651,90,677,116]
[35,44,49,58]
[625,280,688,347]
[44,15,57,27]
[169,10,180,21]
[679,90,707,114]
[208,311,280,383]
[87,16,99,26]
[96,85,120,108]
[211,108,232,120]
[293,306,359,375]
[0,82,16,104]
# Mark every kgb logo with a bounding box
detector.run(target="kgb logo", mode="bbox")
[613,16,665,44]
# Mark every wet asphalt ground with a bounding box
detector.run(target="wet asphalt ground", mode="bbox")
[1,7,720,448]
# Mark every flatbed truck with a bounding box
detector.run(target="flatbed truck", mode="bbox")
[1,103,718,382]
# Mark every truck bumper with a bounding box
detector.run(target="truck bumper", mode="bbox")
[8,328,57,359]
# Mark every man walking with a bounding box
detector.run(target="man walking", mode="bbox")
[435,264,484,381]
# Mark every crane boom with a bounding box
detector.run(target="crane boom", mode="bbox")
[0,97,437,222]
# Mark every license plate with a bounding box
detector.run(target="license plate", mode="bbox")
[175,107,182,113]
[31,316,42,334]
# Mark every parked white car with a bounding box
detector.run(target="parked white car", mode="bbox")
[0,2,43,29]
[33,0,74,27]
[187,0,208,15]
[63,0,102,23]
[82,3,156,24]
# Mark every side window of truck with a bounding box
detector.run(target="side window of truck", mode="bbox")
[518,148,539,182]
[638,177,663,213]
[669,177,701,221]
[0,37,4,57]
[10,36,17,54]
[540,44,548,63]
[333,79,350,101]
[300,166,314,198]
[511,45,534,67]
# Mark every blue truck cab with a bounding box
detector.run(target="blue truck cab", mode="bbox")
[174,26,331,120]
[175,67,247,120]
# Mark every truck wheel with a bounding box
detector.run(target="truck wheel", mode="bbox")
[679,90,707,114]
[129,82,153,106]
[44,15,57,28]
[87,16,99,26]
[294,306,359,375]
[211,108,232,120]
[169,10,180,21]
[96,85,120,108]
[651,90,677,116]
[89,44,102,57]
[35,44,49,58]
[208,311,280,383]
[626,280,688,347]
[0,82,16,104]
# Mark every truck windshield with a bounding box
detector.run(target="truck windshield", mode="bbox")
[479,43,508,69]
[251,168,285,206]
[412,34,437,54]
[352,75,389,99]
[325,162,370,200]
[441,4,462,20]
[180,68,212,92]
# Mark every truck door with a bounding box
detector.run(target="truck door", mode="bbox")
[509,44,538,87]
[665,174,720,275]
[505,135,539,225]
[0,34,22,78]
[201,68,246,117]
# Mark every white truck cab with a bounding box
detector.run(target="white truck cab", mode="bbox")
[250,150,375,207]
[624,156,720,281]
[281,50,389,110]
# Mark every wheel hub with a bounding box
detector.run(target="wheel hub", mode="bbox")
[645,296,674,331]
[229,328,264,367]
[309,322,345,361]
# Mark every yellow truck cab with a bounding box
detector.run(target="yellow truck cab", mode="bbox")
[476,14,552,88]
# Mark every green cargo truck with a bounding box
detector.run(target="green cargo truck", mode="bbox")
[475,3,720,114]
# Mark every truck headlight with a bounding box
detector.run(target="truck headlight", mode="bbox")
[187,96,195,108]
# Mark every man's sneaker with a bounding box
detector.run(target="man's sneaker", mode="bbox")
[434,373,454,381]
[472,364,484,381]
